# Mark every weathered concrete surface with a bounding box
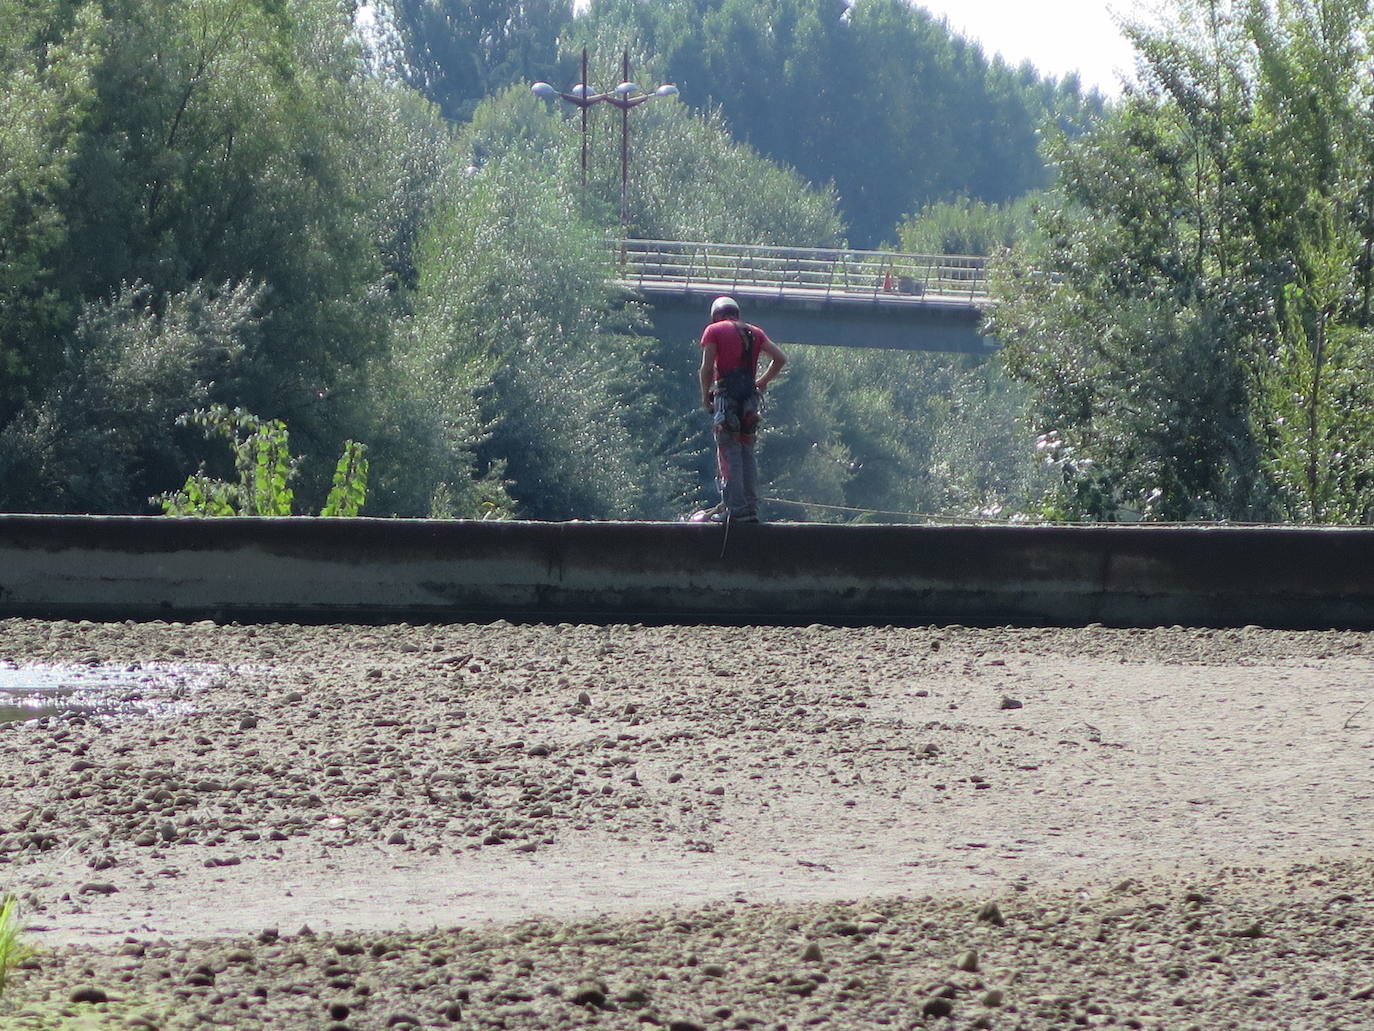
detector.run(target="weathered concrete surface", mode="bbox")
[641,287,993,353]
[2,514,1373,628]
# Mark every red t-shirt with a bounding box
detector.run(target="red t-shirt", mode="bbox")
[700,320,769,381]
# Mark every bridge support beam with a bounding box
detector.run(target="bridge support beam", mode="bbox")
[632,288,995,354]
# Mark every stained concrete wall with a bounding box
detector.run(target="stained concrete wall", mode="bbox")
[2,515,1373,628]
[642,289,993,353]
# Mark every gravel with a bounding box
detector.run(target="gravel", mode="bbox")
[1,617,1372,1029]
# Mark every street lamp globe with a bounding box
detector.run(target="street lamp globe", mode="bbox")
[532,49,678,228]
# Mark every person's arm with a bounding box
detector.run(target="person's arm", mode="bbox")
[756,337,787,391]
[699,341,717,409]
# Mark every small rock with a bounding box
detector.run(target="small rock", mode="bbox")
[801,941,823,962]
[70,986,109,1004]
[956,949,980,972]
[976,902,1005,926]
[571,984,607,1008]
[387,832,407,846]
[78,882,118,896]
[922,996,954,1018]
[239,716,259,730]
[999,695,1023,710]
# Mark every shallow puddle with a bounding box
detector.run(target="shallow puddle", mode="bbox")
[0,662,205,724]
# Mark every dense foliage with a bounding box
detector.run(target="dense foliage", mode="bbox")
[10,0,1372,525]
[568,0,1103,247]
[1,0,431,512]
[386,0,572,123]
[993,0,1374,523]
[384,0,1100,245]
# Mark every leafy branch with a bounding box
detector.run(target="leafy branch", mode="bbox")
[155,405,367,517]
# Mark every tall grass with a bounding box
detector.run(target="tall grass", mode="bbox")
[0,892,34,997]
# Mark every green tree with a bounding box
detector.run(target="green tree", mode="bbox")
[896,196,1040,257]
[0,280,260,513]
[405,89,684,519]
[2,0,443,513]
[0,0,100,423]
[995,0,1374,523]
[384,0,573,123]
[761,348,1047,522]
[1254,212,1374,522]
[578,0,1101,245]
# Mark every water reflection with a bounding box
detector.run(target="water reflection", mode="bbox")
[0,662,205,724]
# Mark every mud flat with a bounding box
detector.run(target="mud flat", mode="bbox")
[1,617,1372,1029]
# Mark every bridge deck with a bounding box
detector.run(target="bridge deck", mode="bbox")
[614,240,994,352]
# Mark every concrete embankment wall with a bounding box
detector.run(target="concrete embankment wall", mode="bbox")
[2,515,1373,629]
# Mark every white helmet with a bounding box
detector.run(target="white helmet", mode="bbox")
[710,296,740,321]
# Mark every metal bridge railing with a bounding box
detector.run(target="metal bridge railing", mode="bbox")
[615,239,989,305]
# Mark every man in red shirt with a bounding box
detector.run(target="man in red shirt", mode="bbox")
[698,296,788,523]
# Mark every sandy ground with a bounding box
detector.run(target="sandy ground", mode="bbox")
[1,617,1372,1029]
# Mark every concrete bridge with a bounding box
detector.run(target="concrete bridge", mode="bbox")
[616,240,994,353]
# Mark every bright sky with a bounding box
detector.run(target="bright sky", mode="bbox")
[913,0,1150,96]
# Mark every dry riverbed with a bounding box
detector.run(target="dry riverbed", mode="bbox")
[1,617,1372,1029]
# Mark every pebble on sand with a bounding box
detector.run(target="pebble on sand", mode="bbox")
[976,902,1005,926]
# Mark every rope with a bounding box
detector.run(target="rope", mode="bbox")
[760,496,1361,529]
[762,496,998,524]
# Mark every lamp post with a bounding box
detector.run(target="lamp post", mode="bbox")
[532,49,677,229]
[531,48,608,190]
[604,50,679,231]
